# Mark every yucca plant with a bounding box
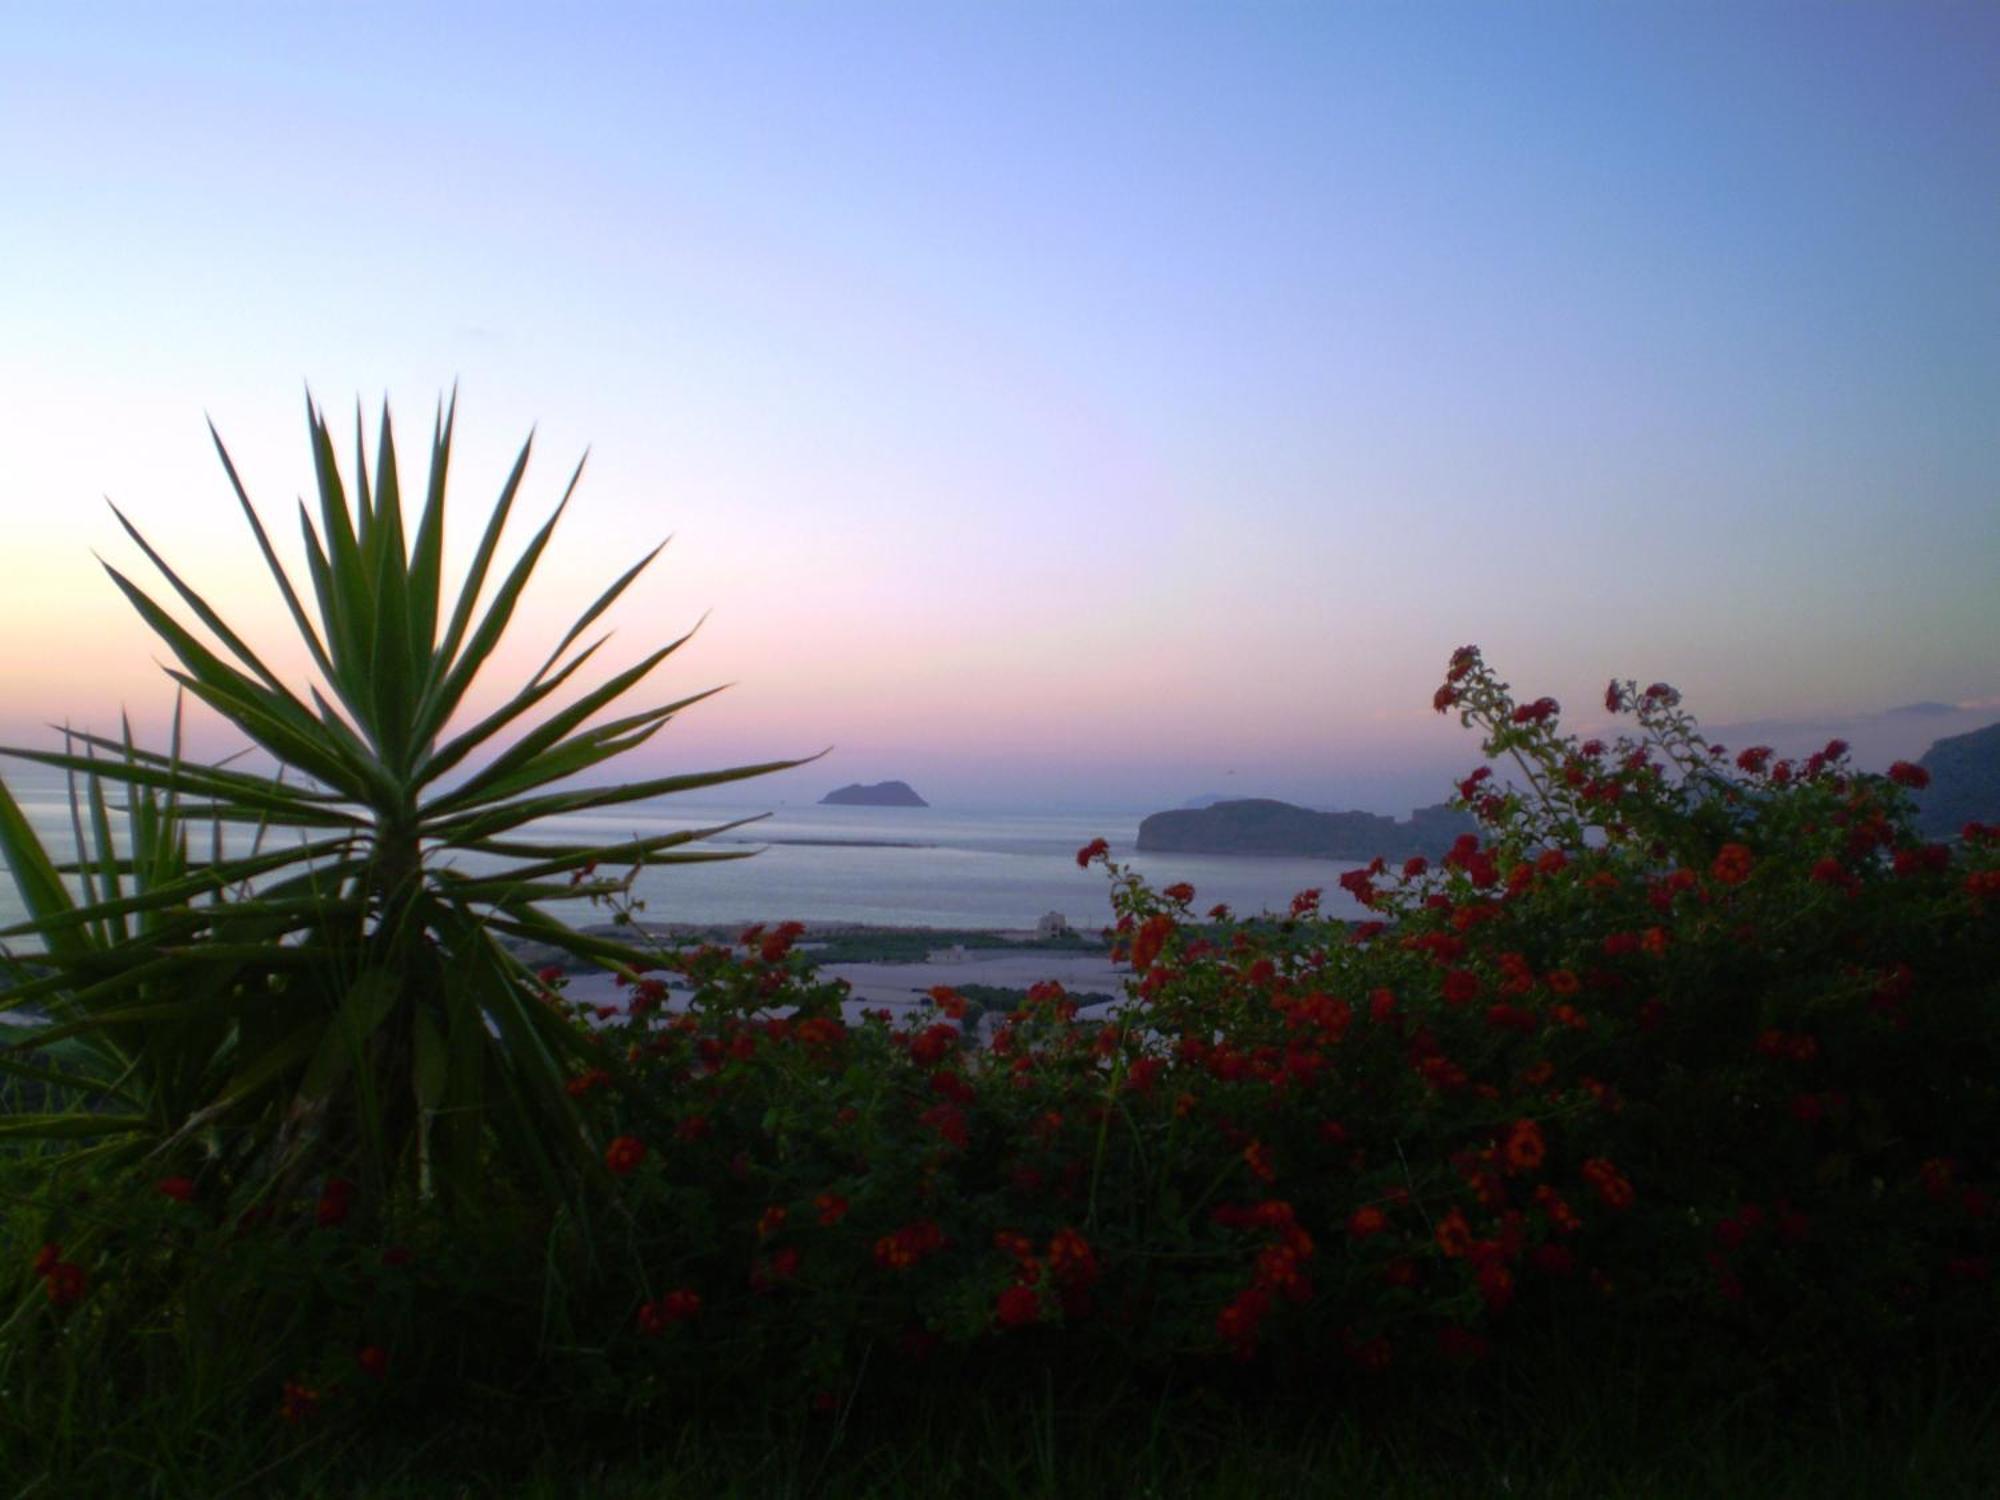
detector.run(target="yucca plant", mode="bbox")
[0,393,804,1215]
[0,713,265,1156]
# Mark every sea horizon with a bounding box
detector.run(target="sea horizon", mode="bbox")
[0,766,1372,938]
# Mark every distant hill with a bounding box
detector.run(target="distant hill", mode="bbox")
[1914,722,2000,840]
[1136,798,1475,861]
[820,780,929,808]
[1707,700,1995,775]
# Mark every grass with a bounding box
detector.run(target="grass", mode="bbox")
[20,1378,1996,1498]
[5,1298,1994,1500]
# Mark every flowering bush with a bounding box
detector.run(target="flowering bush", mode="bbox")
[9,647,1997,1437]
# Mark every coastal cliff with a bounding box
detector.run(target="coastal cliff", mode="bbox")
[820,780,930,807]
[1135,798,1475,861]
[1915,722,2000,840]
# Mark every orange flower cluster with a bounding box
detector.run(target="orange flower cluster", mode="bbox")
[873,1220,945,1272]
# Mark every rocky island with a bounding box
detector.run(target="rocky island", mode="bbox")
[819,780,930,807]
[1136,798,1476,861]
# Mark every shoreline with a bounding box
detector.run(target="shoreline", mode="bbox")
[565,918,1111,949]
[711,836,935,849]
[534,921,1128,1025]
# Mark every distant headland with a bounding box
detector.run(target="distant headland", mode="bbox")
[1915,721,2000,840]
[1136,798,1475,861]
[819,780,930,807]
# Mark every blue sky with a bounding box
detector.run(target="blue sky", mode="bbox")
[1,2,1995,810]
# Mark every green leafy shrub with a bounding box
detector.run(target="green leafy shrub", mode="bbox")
[7,641,1998,1481]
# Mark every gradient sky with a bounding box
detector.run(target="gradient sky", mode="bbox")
[2,2,1996,812]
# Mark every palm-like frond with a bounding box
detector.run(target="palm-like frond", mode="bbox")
[0,393,812,1215]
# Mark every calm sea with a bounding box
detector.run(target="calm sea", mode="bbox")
[0,768,1368,935]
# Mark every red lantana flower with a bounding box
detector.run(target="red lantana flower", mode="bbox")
[1710,844,1755,886]
[638,1288,702,1334]
[279,1380,322,1425]
[996,1284,1042,1328]
[43,1261,87,1308]
[605,1135,649,1176]
[759,921,806,963]
[1047,1228,1099,1289]
[316,1177,355,1229]
[1501,1118,1547,1175]
[1581,1157,1635,1210]
[874,1220,945,1271]
[1216,1286,1273,1356]
[908,1022,960,1068]
[1434,1208,1474,1258]
[1242,1139,1277,1183]
[1129,913,1175,972]
[1887,760,1930,790]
